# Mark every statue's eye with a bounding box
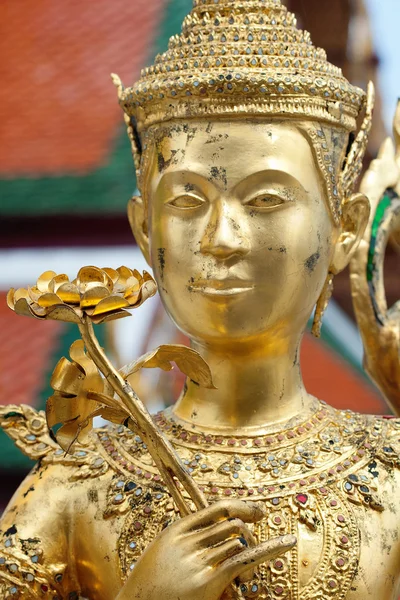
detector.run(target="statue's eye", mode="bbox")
[167,195,205,209]
[246,194,285,209]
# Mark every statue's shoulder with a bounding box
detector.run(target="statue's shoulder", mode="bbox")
[333,405,400,468]
[369,413,400,468]
[0,404,117,481]
[0,404,162,485]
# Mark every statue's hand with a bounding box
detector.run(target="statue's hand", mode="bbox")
[116,499,296,600]
[350,107,400,412]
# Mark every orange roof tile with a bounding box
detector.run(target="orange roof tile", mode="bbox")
[0,293,63,407]
[0,0,163,176]
[301,333,386,414]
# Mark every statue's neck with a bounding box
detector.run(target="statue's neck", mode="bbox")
[172,334,317,434]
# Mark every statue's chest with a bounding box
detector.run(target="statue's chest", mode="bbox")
[113,476,395,600]
[96,412,400,599]
[250,488,361,599]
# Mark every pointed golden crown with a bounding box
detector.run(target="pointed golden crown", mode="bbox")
[117,0,366,133]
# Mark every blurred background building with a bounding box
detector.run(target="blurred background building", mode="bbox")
[0,0,399,506]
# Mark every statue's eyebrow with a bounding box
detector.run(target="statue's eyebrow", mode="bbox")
[156,168,308,198]
[156,168,219,192]
[232,169,308,198]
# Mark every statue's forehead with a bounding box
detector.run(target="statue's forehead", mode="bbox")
[153,119,308,146]
[150,119,318,187]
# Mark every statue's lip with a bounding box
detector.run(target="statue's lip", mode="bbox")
[189,278,254,295]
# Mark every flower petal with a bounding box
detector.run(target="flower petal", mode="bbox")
[37,293,64,308]
[134,279,157,307]
[90,295,130,316]
[102,268,119,285]
[116,266,135,286]
[37,271,57,293]
[77,266,107,291]
[90,309,131,324]
[13,297,39,318]
[45,305,82,323]
[6,288,16,310]
[49,274,70,293]
[56,283,80,304]
[27,286,42,303]
[80,286,110,309]
[8,288,30,310]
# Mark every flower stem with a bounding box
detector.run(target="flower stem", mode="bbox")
[78,316,208,516]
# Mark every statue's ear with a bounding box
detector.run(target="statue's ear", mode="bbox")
[127,196,152,267]
[330,192,370,274]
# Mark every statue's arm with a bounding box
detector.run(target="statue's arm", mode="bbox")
[350,105,400,413]
[0,405,82,598]
[0,462,81,599]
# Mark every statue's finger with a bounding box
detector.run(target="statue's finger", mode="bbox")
[220,535,296,585]
[207,538,247,566]
[192,518,256,549]
[181,500,266,532]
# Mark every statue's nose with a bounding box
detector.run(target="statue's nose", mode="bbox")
[200,200,250,259]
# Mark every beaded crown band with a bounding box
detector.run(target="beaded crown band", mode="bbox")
[113,0,374,212]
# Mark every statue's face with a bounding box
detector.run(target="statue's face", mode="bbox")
[146,119,339,345]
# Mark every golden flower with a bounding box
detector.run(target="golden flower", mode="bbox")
[7,266,157,324]
[47,340,127,451]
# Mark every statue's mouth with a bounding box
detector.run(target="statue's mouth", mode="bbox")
[188,278,254,296]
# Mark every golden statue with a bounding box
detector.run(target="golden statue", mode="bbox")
[1,1,400,599]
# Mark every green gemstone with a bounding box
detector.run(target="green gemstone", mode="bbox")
[366,192,392,282]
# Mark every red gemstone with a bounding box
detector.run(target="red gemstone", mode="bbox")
[336,558,345,567]
[296,494,308,505]
[41,585,49,592]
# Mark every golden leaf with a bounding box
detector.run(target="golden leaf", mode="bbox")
[121,344,215,389]
[46,340,126,452]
